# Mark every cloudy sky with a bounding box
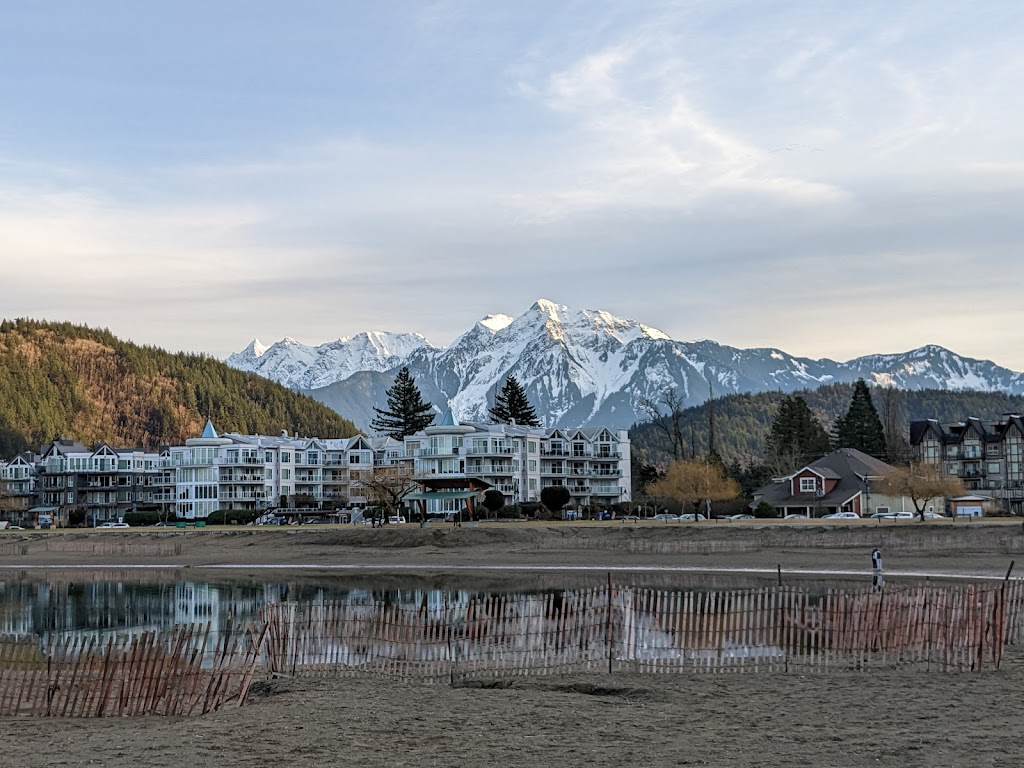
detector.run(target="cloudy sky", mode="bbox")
[2,1,1022,368]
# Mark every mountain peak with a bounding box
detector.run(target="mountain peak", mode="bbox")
[478,314,514,333]
[244,338,268,358]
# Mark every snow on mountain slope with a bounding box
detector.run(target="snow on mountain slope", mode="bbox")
[227,300,1024,431]
[226,330,433,390]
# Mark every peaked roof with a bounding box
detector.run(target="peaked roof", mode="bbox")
[440,410,459,427]
[754,448,895,508]
[202,420,219,439]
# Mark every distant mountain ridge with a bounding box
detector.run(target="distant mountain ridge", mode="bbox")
[226,299,1024,431]
[0,319,357,458]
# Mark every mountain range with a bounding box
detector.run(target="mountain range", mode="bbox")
[226,299,1024,432]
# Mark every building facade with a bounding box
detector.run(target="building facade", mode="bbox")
[0,419,631,524]
[909,416,1024,515]
[399,414,632,515]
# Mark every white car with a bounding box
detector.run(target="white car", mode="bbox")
[652,513,679,521]
[870,511,914,520]
[386,515,407,525]
[679,513,707,521]
[782,514,809,520]
[727,514,756,521]
[823,511,860,520]
[922,511,946,520]
[98,522,130,529]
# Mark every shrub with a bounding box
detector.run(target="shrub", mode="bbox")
[753,501,780,519]
[205,509,261,526]
[540,485,571,513]
[482,490,505,516]
[124,511,160,527]
[497,505,522,520]
[67,509,86,527]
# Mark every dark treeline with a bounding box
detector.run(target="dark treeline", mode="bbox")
[0,319,358,458]
[630,382,1024,468]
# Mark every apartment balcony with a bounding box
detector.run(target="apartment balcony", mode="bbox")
[85,480,118,490]
[591,469,621,477]
[593,451,621,460]
[466,464,514,475]
[541,449,569,457]
[219,492,267,502]
[960,449,983,460]
[591,486,622,496]
[567,485,591,494]
[959,469,985,478]
[223,456,262,466]
[220,474,264,484]
[417,448,460,457]
[465,447,514,456]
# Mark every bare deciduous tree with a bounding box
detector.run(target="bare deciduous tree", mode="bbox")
[638,387,688,461]
[358,465,419,525]
[878,463,965,521]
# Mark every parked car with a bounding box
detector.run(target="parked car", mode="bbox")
[727,514,756,521]
[870,511,914,520]
[922,511,946,520]
[387,515,407,525]
[823,511,860,520]
[98,522,130,529]
[652,513,679,521]
[679,513,707,521]
[782,514,809,520]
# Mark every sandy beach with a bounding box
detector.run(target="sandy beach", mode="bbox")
[4,522,1024,767]
[6,660,1023,768]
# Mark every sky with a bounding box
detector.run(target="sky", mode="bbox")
[1,1,1023,368]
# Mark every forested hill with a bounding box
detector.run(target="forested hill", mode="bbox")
[0,319,358,458]
[631,383,1024,467]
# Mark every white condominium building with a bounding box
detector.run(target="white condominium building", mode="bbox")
[400,412,631,515]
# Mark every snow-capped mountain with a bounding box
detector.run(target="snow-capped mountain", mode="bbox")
[227,299,1024,431]
[226,331,434,390]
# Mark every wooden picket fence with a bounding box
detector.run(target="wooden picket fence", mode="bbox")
[2,579,1023,717]
[260,579,1024,681]
[0,618,265,717]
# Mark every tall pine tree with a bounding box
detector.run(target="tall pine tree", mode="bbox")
[489,376,541,427]
[371,367,435,439]
[764,395,831,473]
[834,379,887,457]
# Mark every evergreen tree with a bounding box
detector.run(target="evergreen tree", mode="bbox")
[834,379,887,457]
[764,395,831,473]
[371,367,435,439]
[489,376,541,427]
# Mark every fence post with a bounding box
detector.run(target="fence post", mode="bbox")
[606,572,613,675]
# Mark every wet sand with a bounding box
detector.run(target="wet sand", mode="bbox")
[8,660,1024,768]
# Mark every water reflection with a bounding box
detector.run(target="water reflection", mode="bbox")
[0,570,873,642]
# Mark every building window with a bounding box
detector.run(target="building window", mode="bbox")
[529,460,537,472]
[281,453,291,463]
[799,477,817,493]
[988,462,1001,475]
